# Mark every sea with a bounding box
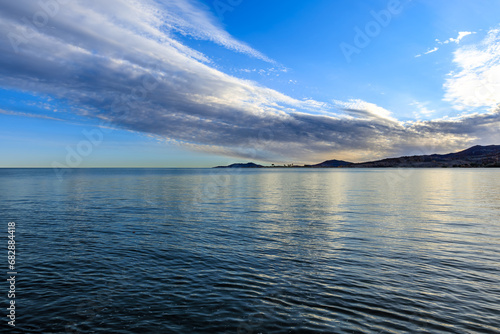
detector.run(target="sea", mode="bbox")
[1,168,499,333]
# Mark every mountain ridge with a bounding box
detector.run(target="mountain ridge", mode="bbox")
[213,145,500,168]
[214,162,264,168]
[350,145,500,168]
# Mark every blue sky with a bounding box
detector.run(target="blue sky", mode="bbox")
[1,0,499,167]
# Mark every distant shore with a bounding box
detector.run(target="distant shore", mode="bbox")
[215,145,500,169]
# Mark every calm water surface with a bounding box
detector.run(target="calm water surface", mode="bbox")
[1,168,499,333]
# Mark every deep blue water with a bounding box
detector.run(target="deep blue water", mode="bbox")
[1,168,500,333]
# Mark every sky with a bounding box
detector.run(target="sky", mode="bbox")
[0,0,499,167]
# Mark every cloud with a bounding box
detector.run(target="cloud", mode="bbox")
[0,108,65,122]
[425,46,439,54]
[411,101,435,119]
[0,0,498,163]
[415,46,439,58]
[157,0,275,63]
[440,31,475,44]
[333,99,398,123]
[416,31,475,57]
[444,28,500,110]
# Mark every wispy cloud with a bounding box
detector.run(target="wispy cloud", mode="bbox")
[416,31,476,57]
[158,0,275,63]
[0,108,65,122]
[411,101,435,119]
[0,0,497,163]
[444,28,500,110]
[439,31,475,44]
[333,99,398,123]
[425,46,439,54]
[416,46,439,58]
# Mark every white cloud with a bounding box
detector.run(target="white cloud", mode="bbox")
[333,99,398,123]
[425,46,439,54]
[411,101,435,119]
[158,0,275,63]
[444,28,500,110]
[416,31,475,57]
[415,46,439,58]
[441,31,475,44]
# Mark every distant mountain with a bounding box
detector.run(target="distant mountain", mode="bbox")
[214,162,263,168]
[306,159,353,168]
[213,145,500,169]
[350,145,500,168]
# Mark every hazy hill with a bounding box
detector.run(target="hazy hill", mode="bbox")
[214,162,264,168]
[306,159,353,168]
